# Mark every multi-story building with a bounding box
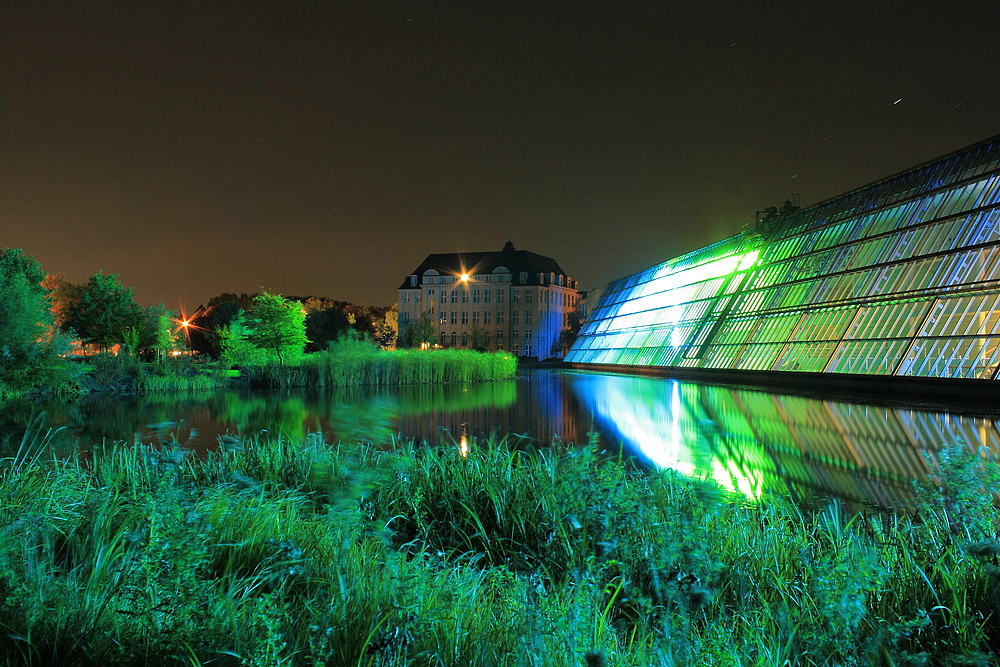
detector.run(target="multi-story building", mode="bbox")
[567,134,1000,392]
[397,242,580,358]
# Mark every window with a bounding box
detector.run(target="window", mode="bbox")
[462,311,469,324]
[519,271,528,283]
[462,290,469,303]
[415,292,421,302]
[472,289,480,303]
[440,332,446,346]
[451,290,458,303]
[439,312,447,325]
[526,290,533,303]
[484,310,491,324]
[497,330,504,340]
[461,331,468,346]
[484,289,491,303]
[512,344,520,356]
[450,311,457,324]
[451,332,457,345]
[472,310,479,324]
[497,311,505,325]
[512,289,520,303]
[429,289,436,297]
[525,329,532,340]
[402,311,409,323]
[410,275,418,286]
[402,292,410,303]
[512,329,519,341]
[524,343,532,356]
[497,289,505,303]
[525,310,532,325]
[512,310,519,324]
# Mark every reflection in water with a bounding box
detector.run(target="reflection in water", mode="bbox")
[566,371,1000,509]
[2,369,998,509]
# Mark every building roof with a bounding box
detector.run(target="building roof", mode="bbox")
[398,241,570,289]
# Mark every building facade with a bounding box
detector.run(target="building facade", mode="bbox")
[566,134,1000,383]
[398,242,580,358]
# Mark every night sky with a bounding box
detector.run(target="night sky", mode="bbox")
[3,1,998,311]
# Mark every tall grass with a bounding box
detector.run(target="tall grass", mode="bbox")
[1,425,999,665]
[242,338,518,389]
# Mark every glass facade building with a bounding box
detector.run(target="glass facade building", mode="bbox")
[567,134,1000,381]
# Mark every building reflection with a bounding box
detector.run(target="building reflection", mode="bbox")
[566,371,1000,509]
[8,368,998,510]
[395,371,588,447]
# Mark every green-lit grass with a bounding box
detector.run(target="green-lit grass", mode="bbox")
[1,424,999,666]
[242,338,519,389]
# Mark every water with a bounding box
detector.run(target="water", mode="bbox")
[3,368,997,509]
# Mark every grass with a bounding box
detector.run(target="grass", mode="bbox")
[1,421,999,666]
[69,340,518,394]
[240,339,519,389]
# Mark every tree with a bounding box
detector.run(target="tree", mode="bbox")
[558,310,583,356]
[142,304,178,361]
[304,304,351,352]
[468,323,488,351]
[218,312,269,366]
[0,249,75,392]
[63,272,145,352]
[372,305,398,349]
[42,273,82,331]
[403,313,437,349]
[247,291,309,365]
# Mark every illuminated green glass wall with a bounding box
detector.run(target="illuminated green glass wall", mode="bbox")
[567,135,1000,379]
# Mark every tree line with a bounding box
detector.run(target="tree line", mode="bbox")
[0,247,396,395]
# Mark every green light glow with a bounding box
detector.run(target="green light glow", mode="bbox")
[568,138,1000,379]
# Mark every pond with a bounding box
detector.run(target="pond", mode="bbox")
[2,368,997,510]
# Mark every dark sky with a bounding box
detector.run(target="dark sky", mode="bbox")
[3,1,998,311]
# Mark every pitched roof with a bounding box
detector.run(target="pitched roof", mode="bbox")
[398,242,569,289]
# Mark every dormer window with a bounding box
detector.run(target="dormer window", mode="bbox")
[410,275,418,287]
[519,271,528,283]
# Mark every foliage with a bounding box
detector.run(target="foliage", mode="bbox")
[142,304,178,361]
[87,351,141,388]
[401,312,437,349]
[61,272,145,352]
[304,304,351,352]
[1,428,1000,666]
[247,291,309,366]
[468,322,488,350]
[240,340,519,388]
[41,273,81,331]
[0,249,77,394]
[217,313,270,367]
[371,304,398,349]
[559,310,583,355]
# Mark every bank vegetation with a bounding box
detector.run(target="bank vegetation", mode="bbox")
[1,421,998,666]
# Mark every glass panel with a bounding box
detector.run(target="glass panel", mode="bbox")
[733,343,784,370]
[898,336,1000,379]
[773,342,839,372]
[826,339,910,375]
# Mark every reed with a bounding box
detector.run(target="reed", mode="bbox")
[242,338,518,389]
[0,428,998,665]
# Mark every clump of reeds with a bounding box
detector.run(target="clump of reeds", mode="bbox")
[1,423,999,665]
[241,337,518,389]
